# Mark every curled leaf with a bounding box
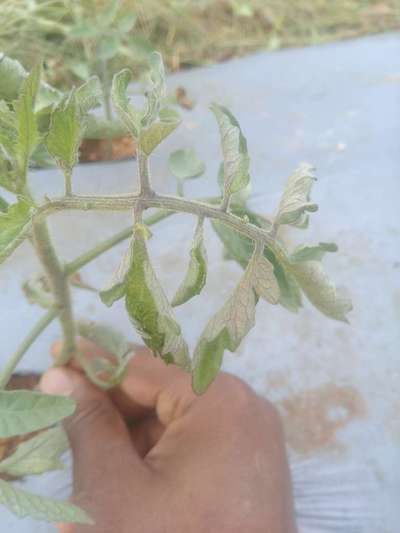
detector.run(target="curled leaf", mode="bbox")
[141,51,166,127]
[100,244,132,306]
[210,103,250,197]
[172,218,207,307]
[290,260,352,322]
[111,69,142,137]
[275,163,318,228]
[289,242,338,263]
[251,253,280,304]
[139,107,180,155]
[0,200,32,265]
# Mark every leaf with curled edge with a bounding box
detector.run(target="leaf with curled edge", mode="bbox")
[172,218,207,307]
[100,243,132,307]
[210,103,250,198]
[139,107,180,155]
[275,163,318,228]
[289,260,352,322]
[141,52,166,128]
[288,242,338,263]
[0,200,32,265]
[125,225,190,370]
[111,69,142,137]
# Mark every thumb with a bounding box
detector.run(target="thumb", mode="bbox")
[39,368,146,527]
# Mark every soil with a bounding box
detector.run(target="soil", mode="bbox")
[79,135,137,163]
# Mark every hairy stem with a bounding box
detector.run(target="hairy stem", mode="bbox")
[32,219,76,364]
[37,194,274,247]
[137,150,153,196]
[64,169,73,196]
[0,309,57,389]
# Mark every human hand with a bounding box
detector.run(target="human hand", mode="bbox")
[40,340,297,533]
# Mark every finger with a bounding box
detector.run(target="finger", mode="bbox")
[39,367,148,526]
[129,415,165,457]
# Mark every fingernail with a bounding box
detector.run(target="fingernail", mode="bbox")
[39,368,74,396]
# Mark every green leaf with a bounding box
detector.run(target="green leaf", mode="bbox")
[0,100,18,157]
[211,206,302,312]
[0,196,8,212]
[0,390,75,438]
[0,200,32,265]
[97,0,120,27]
[69,22,99,39]
[76,321,131,389]
[172,218,207,307]
[0,427,68,477]
[251,253,280,304]
[125,35,155,61]
[125,225,190,370]
[84,115,127,140]
[139,107,180,155]
[210,103,250,197]
[289,242,338,263]
[46,92,81,174]
[100,243,132,306]
[168,148,205,180]
[0,479,93,524]
[192,254,258,394]
[0,55,26,101]
[289,260,352,322]
[69,61,91,81]
[97,35,121,60]
[217,162,251,206]
[141,52,166,128]
[276,163,318,228]
[75,77,102,114]
[111,69,142,137]
[0,151,17,193]
[15,65,41,180]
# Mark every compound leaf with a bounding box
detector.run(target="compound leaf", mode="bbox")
[276,163,318,228]
[0,427,68,477]
[172,218,207,307]
[210,103,250,197]
[0,390,75,438]
[0,479,93,524]
[251,253,280,304]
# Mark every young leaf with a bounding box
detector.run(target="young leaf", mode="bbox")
[125,225,190,370]
[0,100,18,158]
[192,257,257,394]
[46,92,81,175]
[0,479,93,524]
[0,196,8,212]
[172,218,207,307]
[288,242,338,263]
[139,107,180,156]
[0,200,32,265]
[168,148,205,180]
[100,243,132,306]
[210,103,250,197]
[0,391,75,438]
[0,427,68,477]
[15,65,41,180]
[111,69,142,137]
[275,163,318,228]
[290,260,352,322]
[75,77,102,114]
[141,52,166,128]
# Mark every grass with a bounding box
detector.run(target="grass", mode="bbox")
[0,0,399,88]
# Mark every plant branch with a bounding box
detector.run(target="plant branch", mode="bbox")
[137,149,153,196]
[32,219,76,364]
[0,309,57,389]
[36,194,275,247]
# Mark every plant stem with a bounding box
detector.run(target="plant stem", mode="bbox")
[37,194,275,247]
[32,219,76,364]
[65,209,172,275]
[64,169,73,196]
[0,309,57,389]
[137,150,153,196]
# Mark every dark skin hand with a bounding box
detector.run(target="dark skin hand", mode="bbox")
[40,340,297,533]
